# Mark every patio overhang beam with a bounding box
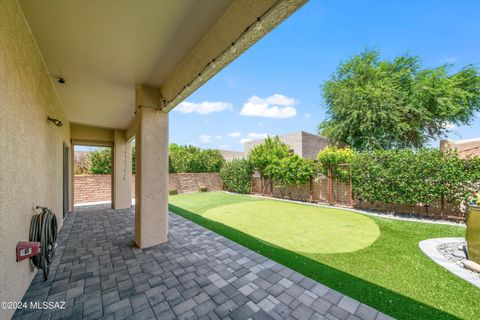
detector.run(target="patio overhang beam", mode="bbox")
[161,0,306,113]
[124,0,306,141]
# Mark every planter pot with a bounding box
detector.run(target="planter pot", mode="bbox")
[467,205,480,263]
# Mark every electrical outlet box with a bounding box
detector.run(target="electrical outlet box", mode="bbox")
[16,241,41,262]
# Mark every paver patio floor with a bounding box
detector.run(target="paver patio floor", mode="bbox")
[13,204,392,320]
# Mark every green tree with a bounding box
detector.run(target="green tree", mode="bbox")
[249,136,290,178]
[319,49,480,150]
[267,155,314,187]
[317,146,355,180]
[87,148,112,174]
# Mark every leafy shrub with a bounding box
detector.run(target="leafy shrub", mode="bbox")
[248,136,314,187]
[87,148,112,174]
[352,148,480,204]
[220,159,252,194]
[317,146,355,181]
[169,144,225,173]
[249,136,290,177]
[266,155,314,187]
[82,145,135,174]
[84,143,224,175]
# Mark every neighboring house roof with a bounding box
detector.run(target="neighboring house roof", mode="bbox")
[243,131,329,159]
[217,150,245,162]
[461,146,480,157]
[440,138,480,158]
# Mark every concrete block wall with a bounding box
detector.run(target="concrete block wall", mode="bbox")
[74,175,112,203]
[169,173,223,194]
[74,173,223,204]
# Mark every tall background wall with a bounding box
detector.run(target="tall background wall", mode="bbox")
[301,132,329,159]
[0,1,70,318]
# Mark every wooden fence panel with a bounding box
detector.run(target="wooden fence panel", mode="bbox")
[250,173,464,220]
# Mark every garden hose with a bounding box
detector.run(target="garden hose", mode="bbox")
[29,206,58,280]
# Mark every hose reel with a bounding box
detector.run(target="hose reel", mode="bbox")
[29,206,58,280]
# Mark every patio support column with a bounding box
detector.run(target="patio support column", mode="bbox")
[134,85,169,248]
[112,129,132,209]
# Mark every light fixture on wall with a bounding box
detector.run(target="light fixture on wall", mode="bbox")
[47,116,63,127]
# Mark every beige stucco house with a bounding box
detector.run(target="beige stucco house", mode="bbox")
[217,149,245,161]
[440,138,480,158]
[0,1,306,318]
[244,131,329,159]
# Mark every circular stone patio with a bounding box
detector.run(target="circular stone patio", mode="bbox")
[419,237,480,289]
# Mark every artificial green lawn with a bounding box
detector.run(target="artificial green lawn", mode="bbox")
[204,200,380,253]
[169,192,479,320]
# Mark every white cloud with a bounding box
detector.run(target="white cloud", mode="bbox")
[228,132,241,138]
[214,135,222,139]
[240,138,253,144]
[240,133,270,144]
[240,94,297,118]
[219,145,229,149]
[443,122,456,130]
[257,122,264,127]
[305,113,311,118]
[176,101,233,114]
[246,133,269,140]
[199,134,211,143]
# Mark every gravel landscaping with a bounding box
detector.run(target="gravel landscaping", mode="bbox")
[438,242,480,278]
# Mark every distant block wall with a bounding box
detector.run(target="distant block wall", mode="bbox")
[169,173,223,194]
[74,175,112,203]
[74,173,223,204]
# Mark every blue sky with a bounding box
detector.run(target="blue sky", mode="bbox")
[171,0,480,152]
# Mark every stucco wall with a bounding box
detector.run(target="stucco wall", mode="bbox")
[71,123,114,146]
[0,1,70,318]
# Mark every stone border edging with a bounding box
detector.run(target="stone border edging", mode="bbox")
[232,192,465,227]
[419,237,480,289]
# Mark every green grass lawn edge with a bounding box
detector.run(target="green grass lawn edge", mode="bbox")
[169,199,467,320]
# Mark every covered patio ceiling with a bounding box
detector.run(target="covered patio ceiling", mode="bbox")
[19,0,306,129]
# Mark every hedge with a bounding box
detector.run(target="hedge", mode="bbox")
[169,144,225,173]
[83,144,225,174]
[87,148,112,174]
[220,159,252,194]
[351,148,480,205]
[317,146,355,182]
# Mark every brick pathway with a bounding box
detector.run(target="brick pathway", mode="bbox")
[13,205,393,320]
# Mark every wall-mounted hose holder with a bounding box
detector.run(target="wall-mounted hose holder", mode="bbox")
[29,206,58,280]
